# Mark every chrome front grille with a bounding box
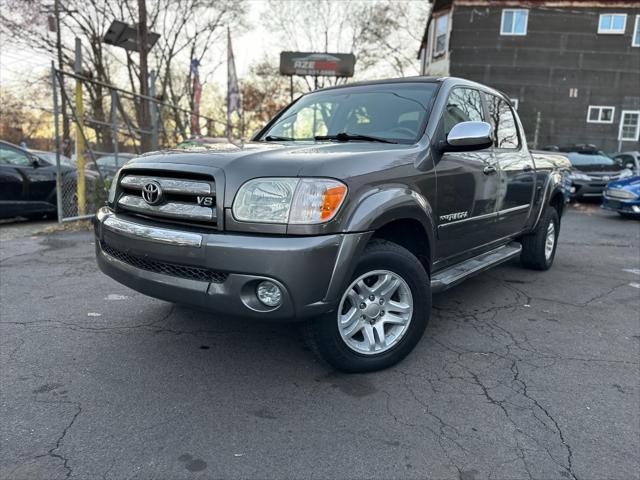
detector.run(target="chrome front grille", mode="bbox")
[101,241,228,283]
[117,172,217,228]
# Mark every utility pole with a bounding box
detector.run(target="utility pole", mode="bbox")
[137,0,151,152]
[74,38,86,216]
[53,0,71,157]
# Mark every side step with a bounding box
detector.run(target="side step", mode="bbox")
[431,242,522,293]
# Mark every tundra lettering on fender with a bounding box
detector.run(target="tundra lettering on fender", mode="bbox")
[95,77,568,373]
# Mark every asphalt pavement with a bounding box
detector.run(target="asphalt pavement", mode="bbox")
[1,205,639,480]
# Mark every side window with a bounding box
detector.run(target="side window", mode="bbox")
[0,144,32,166]
[443,88,484,135]
[487,95,520,149]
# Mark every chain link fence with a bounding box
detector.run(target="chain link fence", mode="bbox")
[51,66,225,222]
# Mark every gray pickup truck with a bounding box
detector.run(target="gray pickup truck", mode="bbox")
[94,77,567,372]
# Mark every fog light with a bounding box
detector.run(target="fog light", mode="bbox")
[256,281,282,307]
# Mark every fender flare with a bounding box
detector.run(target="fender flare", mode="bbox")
[322,187,436,304]
[531,172,565,230]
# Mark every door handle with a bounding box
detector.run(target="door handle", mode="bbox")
[483,165,497,175]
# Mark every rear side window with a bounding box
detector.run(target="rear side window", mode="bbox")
[486,94,520,149]
[0,144,32,166]
[443,88,485,135]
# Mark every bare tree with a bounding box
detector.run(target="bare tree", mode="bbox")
[0,0,245,150]
[264,0,430,85]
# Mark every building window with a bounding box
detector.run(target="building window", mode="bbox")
[598,14,627,34]
[633,15,640,46]
[501,9,528,36]
[432,13,450,58]
[619,111,640,141]
[587,106,615,124]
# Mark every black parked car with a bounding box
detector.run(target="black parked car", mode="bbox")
[0,141,99,219]
[561,147,633,200]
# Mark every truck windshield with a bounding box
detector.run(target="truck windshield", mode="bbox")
[259,82,438,144]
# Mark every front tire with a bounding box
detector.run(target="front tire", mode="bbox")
[304,239,430,373]
[520,207,559,270]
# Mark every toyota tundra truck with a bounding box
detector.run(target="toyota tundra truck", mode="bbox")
[94,77,567,372]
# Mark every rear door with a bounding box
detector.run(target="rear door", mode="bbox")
[485,93,535,237]
[0,144,28,203]
[435,87,500,261]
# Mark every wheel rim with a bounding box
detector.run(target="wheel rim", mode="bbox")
[337,269,413,355]
[545,222,555,260]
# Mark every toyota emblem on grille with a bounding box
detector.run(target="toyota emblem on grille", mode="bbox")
[142,181,163,205]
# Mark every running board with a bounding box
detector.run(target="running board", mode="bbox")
[431,243,522,293]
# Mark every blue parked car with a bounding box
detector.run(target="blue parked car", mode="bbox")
[602,176,640,219]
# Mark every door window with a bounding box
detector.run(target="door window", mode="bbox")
[443,88,485,135]
[0,144,33,166]
[487,95,520,149]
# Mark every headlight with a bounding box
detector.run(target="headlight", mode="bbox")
[606,188,638,200]
[569,171,591,182]
[619,169,633,179]
[233,177,347,224]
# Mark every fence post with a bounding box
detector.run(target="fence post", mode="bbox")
[111,90,119,168]
[74,37,86,216]
[150,70,158,150]
[51,62,63,223]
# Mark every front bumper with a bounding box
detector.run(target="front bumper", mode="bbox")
[570,180,607,199]
[94,207,370,321]
[601,195,640,215]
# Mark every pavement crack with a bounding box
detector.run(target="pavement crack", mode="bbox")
[34,401,82,479]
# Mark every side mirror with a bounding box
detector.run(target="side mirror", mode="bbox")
[30,157,40,168]
[444,121,493,151]
[626,163,634,170]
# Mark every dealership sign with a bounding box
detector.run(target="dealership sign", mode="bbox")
[279,52,356,77]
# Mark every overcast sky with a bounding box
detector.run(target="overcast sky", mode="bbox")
[0,1,274,90]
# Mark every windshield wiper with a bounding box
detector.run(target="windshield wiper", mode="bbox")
[264,135,297,141]
[314,132,397,144]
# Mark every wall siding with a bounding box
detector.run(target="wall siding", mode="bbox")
[448,5,640,151]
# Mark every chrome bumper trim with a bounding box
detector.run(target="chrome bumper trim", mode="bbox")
[102,214,203,247]
[118,194,214,221]
[120,175,212,195]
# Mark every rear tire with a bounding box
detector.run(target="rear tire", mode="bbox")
[520,207,559,270]
[304,239,430,373]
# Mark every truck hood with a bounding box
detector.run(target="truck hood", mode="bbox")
[124,140,424,203]
[127,141,421,174]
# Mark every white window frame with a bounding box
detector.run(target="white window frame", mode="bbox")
[500,9,529,36]
[618,110,640,141]
[598,13,627,34]
[587,105,615,124]
[432,12,450,58]
[632,15,640,47]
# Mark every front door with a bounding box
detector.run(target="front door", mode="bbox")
[435,87,500,262]
[485,94,535,237]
